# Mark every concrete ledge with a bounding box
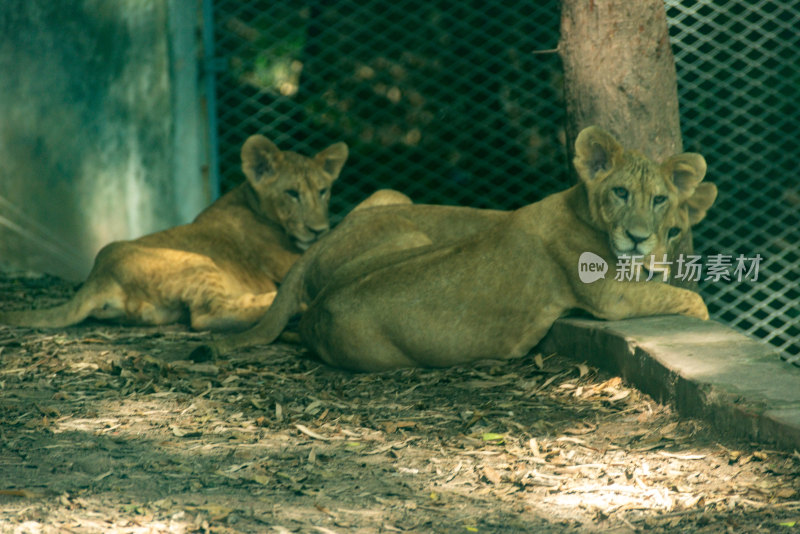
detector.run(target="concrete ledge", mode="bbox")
[539,316,800,451]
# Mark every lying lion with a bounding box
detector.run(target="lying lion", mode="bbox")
[0,136,348,331]
[200,127,716,367]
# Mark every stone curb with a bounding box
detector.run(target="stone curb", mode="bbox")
[539,316,800,451]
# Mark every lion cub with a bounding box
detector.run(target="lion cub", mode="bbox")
[299,127,711,371]
[0,136,348,331]
[202,127,716,367]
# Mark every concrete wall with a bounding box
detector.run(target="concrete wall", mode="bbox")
[0,0,209,280]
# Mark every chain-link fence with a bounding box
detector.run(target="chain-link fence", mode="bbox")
[208,0,799,363]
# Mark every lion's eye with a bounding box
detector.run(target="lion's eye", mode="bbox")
[612,187,629,201]
[319,188,328,197]
[667,227,681,239]
[285,189,300,201]
[653,195,667,206]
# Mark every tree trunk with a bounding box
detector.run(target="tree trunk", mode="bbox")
[559,0,682,165]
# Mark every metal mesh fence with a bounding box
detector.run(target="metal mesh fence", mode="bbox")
[208,0,799,363]
[665,0,800,363]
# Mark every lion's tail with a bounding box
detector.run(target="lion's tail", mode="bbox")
[209,255,308,356]
[0,278,121,329]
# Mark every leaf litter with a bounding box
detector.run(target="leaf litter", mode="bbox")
[1,272,799,533]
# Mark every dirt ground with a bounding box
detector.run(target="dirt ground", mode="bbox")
[0,272,799,533]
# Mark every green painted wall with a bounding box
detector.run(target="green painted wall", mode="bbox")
[0,0,208,280]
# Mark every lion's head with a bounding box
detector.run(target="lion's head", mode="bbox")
[573,126,708,262]
[241,136,348,250]
[645,180,718,284]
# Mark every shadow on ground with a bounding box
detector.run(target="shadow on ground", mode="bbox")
[1,273,799,533]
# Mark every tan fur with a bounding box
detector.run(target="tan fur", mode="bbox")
[0,136,348,331]
[203,127,715,367]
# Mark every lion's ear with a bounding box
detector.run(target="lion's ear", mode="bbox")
[686,181,717,225]
[573,126,624,184]
[315,142,349,182]
[241,135,283,185]
[662,153,707,201]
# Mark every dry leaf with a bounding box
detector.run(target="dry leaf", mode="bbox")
[315,504,336,517]
[482,466,502,484]
[533,374,562,394]
[607,390,630,403]
[305,400,324,414]
[381,421,417,433]
[659,451,706,460]
[252,474,270,485]
[92,470,113,482]
[660,422,679,435]
[364,443,395,455]
[170,425,202,438]
[189,504,232,521]
[599,377,623,390]
[295,424,330,441]
[576,363,589,377]
[562,422,597,435]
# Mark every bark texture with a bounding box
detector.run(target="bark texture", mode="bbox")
[559,0,683,165]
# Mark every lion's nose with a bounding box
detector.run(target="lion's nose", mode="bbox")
[626,230,650,244]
